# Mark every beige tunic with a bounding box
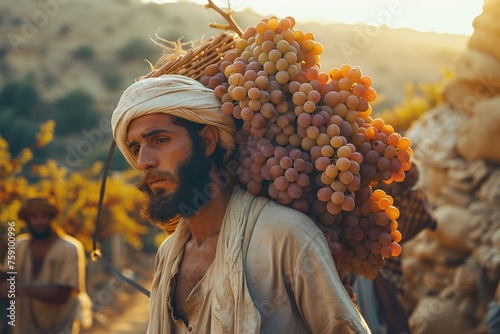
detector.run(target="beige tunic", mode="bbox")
[13,234,91,334]
[148,187,371,333]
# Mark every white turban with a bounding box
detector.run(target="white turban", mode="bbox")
[111,75,236,169]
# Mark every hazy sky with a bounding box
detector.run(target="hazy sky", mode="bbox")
[145,0,484,35]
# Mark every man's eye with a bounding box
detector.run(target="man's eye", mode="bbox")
[132,146,140,156]
[157,137,169,143]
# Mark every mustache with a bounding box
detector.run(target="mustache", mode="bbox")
[137,171,177,191]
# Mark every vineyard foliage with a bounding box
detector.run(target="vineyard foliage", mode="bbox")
[0,120,151,252]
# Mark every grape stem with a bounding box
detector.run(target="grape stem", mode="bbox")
[205,0,243,37]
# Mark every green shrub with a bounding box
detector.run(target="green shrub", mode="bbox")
[71,45,95,60]
[53,89,100,135]
[0,81,40,118]
[118,37,157,62]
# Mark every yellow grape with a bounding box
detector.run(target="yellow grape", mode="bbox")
[316,133,330,147]
[331,191,345,205]
[302,39,316,53]
[340,64,352,77]
[275,71,289,84]
[397,137,411,150]
[321,145,334,158]
[387,195,394,205]
[328,67,343,81]
[313,42,323,56]
[337,146,352,158]
[390,230,402,243]
[267,17,279,31]
[372,189,386,201]
[396,150,411,163]
[347,66,362,83]
[330,136,344,148]
[263,29,275,41]
[278,17,292,30]
[294,29,305,43]
[303,100,317,113]
[366,126,378,140]
[378,197,391,210]
[390,220,398,231]
[390,243,402,256]
[359,75,372,88]
[387,133,400,147]
[386,206,400,220]
[371,118,385,131]
[324,164,339,178]
[276,58,289,71]
[292,91,307,105]
[338,77,353,91]
[392,169,406,183]
[401,160,412,172]
[381,124,394,136]
[363,87,377,102]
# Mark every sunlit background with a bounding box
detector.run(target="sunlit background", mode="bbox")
[145,0,483,35]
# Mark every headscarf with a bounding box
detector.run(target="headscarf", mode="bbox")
[111,74,236,170]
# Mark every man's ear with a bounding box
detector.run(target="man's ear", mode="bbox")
[200,126,219,157]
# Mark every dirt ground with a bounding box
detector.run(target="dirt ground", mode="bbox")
[82,253,155,334]
[83,287,150,334]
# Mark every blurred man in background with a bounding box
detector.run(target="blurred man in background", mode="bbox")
[1,196,92,334]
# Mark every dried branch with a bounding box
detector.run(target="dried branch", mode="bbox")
[205,0,243,37]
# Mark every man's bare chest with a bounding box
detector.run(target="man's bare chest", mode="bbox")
[172,245,217,323]
[30,241,55,278]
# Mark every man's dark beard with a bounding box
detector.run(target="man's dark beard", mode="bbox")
[136,145,213,226]
[27,224,52,240]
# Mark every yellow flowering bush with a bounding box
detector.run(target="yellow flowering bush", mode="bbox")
[375,70,454,133]
[0,120,152,252]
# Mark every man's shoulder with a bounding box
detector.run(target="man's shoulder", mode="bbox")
[157,233,175,253]
[253,195,321,236]
[57,234,85,252]
[16,233,31,243]
[237,188,313,223]
[259,197,313,223]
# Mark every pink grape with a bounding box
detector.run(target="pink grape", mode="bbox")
[284,168,299,182]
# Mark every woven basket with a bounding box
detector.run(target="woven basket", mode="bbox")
[141,32,237,81]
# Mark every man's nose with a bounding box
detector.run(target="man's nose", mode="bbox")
[136,146,158,171]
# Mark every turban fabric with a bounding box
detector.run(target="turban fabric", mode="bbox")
[111,74,237,170]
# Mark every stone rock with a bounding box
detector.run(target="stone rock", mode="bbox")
[409,296,476,334]
[453,259,479,295]
[418,163,449,203]
[442,79,499,116]
[407,104,467,164]
[469,0,500,60]
[478,169,500,207]
[433,205,473,253]
[457,96,500,163]
[455,49,500,83]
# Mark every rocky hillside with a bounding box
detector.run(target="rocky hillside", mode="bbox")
[401,0,500,332]
[1,0,469,112]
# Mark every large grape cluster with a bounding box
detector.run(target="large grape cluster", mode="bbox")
[199,16,412,279]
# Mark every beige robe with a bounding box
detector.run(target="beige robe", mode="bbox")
[13,234,92,334]
[148,186,371,333]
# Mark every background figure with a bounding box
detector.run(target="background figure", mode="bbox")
[1,197,92,334]
[344,284,362,314]
[353,161,437,334]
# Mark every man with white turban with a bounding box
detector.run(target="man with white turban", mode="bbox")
[111,74,370,334]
